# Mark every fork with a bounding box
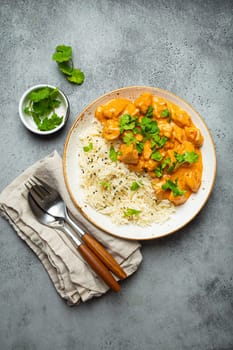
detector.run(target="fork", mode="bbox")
[26,176,127,280]
[27,191,121,292]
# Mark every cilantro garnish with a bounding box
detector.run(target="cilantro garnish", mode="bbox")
[154,158,172,178]
[151,134,168,149]
[52,45,85,85]
[119,114,138,133]
[123,208,141,217]
[130,181,141,191]
[38,113,63,131]
[100,181,111,189]
[123,132,136,146]
[140,117,159,135]
[109,146,120,161]
[83,143,93,152]
[160,108,172,122]
[175,151,199,165]
[24,86,64,131]
[145,105,154,118]
[151,150,163,161]
[162,179,186,197]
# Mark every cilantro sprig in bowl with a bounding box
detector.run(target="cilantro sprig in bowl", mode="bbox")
[19,84,69,135]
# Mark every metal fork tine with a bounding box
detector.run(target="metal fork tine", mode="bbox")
[33,176,52,193]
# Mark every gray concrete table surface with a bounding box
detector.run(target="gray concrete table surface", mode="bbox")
[0,0,232,349]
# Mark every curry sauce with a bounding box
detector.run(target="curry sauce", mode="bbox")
[95,92,203,206]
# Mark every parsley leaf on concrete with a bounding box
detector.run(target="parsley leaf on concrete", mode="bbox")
[52,45,72,63]
[67,69,85,85]
[52,45,85,85]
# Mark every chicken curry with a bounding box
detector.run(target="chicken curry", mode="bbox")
[95,92,203,206]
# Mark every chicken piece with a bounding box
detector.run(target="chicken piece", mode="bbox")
[96,98,131,121]
[172,109,191,128]
[185,126,204,148]
[172,124,186,143]
[152,97,170,118]
[168,191,190,205]
[128,159,145,172]
[182,170,202,192]
[122,102,139,116]
[134,92,153,114]
[103,119,120,140]
[157,120,173,138]
[118,143,139,164]
[142,140,152,160]
[144,159,158,171]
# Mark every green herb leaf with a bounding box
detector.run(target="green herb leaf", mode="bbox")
[37,113,63,131]
[119,114,138,133]
[154,166,163,178]
[100,181,111,189]
[175,151,199,164]
[136,141,144,153]
[29,87,51,102]
[140,117,159,135]
[83,143,93,152]
[58,61,73,76]
[130,181,141,191]
[123,132,136,146]
[123,208,141,217]
[151,150,163,161]
[67,68,85,85]
[145,105,154,118]
[52,45,72,63]
[160,109,169,117]
[109,146,118,161]
[151,134,168,149]
[162,179,186,197]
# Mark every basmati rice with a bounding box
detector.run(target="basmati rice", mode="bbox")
[78,120,175,226]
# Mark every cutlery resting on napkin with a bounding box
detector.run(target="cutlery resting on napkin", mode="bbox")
[0,151,142,305]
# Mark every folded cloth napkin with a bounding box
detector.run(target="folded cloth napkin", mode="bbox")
[0,151,142,305]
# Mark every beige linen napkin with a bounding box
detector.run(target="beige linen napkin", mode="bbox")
[0,151,142,305]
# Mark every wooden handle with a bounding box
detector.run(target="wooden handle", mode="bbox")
[78,243,121,292]
[82,233,127,280]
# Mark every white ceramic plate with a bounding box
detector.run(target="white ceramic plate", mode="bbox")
[63,86,216,240]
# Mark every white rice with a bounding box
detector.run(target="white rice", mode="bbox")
[78,120,175,226]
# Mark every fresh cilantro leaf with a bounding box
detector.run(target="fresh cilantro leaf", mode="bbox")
[160,109,169,117]
[24,87,64,132]
[83,143,93,152]
[123,208,141,217]
[151,150,163,161]
[123,132,136,145]
[58,61,73,76]
[162,179,186,197]
[100,181,111,189]
[154,158,171,178]
[119,114,138,133]
[52,45,72,63]
[52,45,85,85]
[140,117,159,135]
[130,181,141,191]
[175,151,199,164]
[38,113,63,131]
[151,134,168,149]
[145,105,154,118]
[136,141,144,153]
[154,166,163,178]
[109,146,118,161]
[67,69,85,85]
[29,87,51,102]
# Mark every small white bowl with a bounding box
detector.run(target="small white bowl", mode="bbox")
[19,84,70,135]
